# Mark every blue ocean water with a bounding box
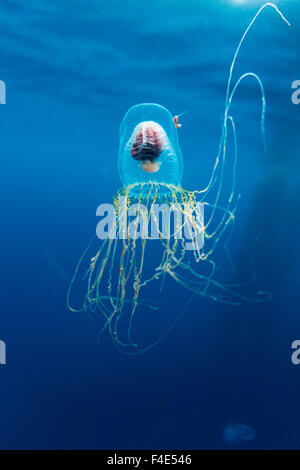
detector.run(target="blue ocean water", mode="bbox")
[0,0,300,450]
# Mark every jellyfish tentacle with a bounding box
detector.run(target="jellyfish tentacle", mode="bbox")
[199,115,238,261]
[229,72,267,150]
[225,3,290,108]
[67,234,98,313]
[199,3,289,242]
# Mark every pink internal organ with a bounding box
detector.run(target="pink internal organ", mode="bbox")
[130,126,163,169]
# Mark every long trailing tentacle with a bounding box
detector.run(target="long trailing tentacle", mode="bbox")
[199,3,290,241]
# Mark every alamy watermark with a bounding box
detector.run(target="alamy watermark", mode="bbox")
[0,340,6,365]
[291,340,300,365]
[96,196,205,251]
[0,80,6,104]
[291,80,300,105]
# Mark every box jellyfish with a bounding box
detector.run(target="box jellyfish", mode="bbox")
[67,4,289,354]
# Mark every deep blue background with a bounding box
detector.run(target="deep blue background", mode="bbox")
[0,0,300,449]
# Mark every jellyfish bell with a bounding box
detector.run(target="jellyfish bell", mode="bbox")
[118,103,183,194]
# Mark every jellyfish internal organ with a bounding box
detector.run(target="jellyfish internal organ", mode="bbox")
[130,121,164,173]
[68,4,290,354]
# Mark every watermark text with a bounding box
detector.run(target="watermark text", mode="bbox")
[96,197,205,251]
[0,340,6,365]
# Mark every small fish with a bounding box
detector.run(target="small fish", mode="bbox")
[173,115,182,128]
[173,110,187,128]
